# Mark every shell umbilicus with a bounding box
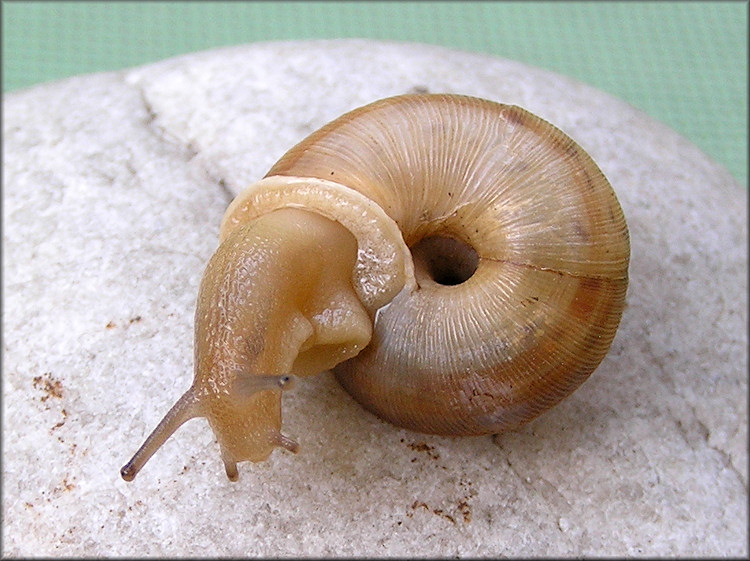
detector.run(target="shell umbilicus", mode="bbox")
[121,94,629,481]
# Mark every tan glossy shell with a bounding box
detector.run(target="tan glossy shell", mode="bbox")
[268,94,630,435]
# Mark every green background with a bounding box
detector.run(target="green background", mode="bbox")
[2,1,747,186]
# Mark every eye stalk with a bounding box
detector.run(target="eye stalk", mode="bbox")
[120,375,298,482]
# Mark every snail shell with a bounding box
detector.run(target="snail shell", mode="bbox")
[121,94,629,481]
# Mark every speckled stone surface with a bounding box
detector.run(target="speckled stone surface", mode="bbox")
[3,40,747,557]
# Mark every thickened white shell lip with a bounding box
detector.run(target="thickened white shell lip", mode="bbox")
[220,175,416,312]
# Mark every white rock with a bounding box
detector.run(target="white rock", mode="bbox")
[2,40,746,557]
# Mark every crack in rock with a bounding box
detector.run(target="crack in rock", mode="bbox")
[127,75,233,204]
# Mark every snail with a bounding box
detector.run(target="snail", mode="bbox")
[120,94,629,482]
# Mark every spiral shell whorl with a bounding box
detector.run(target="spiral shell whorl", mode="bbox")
[269,94,629,435]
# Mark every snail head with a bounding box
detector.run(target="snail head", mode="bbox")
[121,206,372,481]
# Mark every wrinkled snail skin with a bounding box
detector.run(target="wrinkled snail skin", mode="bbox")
[121,94,629,481]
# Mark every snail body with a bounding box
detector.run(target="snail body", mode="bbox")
[121,94,629,481]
